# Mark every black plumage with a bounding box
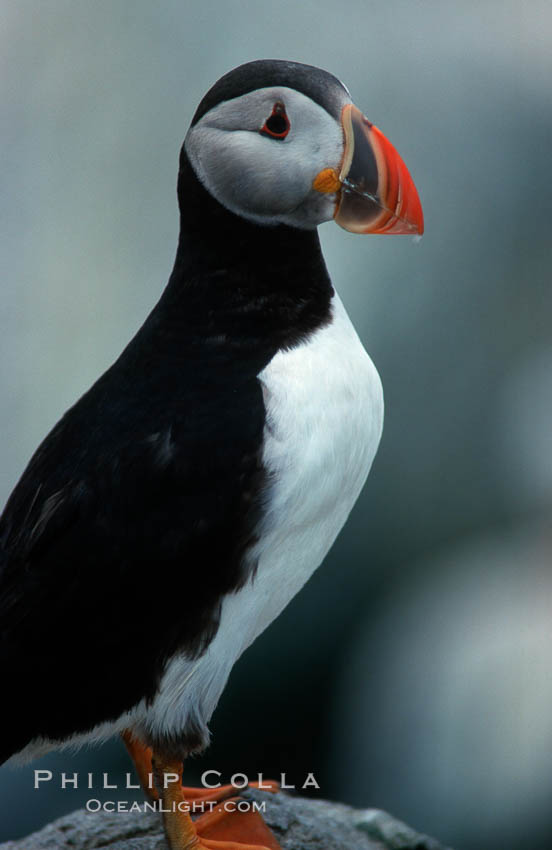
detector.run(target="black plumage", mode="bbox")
[0,116,333,764]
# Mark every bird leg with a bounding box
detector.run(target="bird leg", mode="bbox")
[122,730,279,806]
[122,729,158,801]
[152,753,204,850]
[122,731,282,850]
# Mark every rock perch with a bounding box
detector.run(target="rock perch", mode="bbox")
[0,789,452,850]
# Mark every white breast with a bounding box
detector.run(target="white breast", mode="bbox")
[239,290,384,645]
[142,291,384,749]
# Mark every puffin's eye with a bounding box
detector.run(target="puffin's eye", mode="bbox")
[260,102,290,140]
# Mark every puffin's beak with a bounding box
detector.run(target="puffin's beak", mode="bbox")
[314,104,424,235]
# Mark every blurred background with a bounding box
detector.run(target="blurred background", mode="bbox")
[1,2,551,848]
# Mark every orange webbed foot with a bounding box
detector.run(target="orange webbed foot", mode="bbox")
[122,732,282,850]
[195,797,282,850]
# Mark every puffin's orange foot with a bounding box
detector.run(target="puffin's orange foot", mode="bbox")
[158,795,282,850]
[148,749,282,850]
[195,798,282,850]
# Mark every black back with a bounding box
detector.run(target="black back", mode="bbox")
[0,129,333,761]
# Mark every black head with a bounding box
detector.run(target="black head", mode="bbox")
[191,59,350,127]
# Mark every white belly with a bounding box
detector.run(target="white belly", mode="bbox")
[143,291,383,748]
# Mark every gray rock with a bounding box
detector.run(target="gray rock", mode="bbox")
[0,789,453,850]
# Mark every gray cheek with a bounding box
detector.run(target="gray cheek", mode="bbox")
[239,158,311,216]
[191,131,310,217]
[185,119,339,228]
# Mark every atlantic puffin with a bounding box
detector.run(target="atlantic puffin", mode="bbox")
[0,60,423,849]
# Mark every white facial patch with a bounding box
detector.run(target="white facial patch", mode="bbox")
[185,86,349,229]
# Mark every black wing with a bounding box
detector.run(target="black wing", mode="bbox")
[0,330,267,762]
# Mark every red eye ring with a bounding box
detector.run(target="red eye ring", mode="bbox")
[260,101,290,139]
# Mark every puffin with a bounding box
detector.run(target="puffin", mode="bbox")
[0,60,423,850]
